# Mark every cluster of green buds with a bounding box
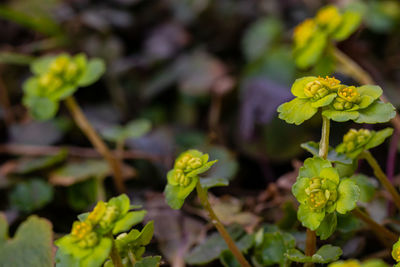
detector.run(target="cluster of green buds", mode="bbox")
[55,194,147,266]
[38,55,82,92]
[292,157,359,232]
[336,128,393,159]
[278,76,396,125]
[293,5,362,68]
[164,149,217,209]
[23,53,105,120]
[304,177,338,212]
[333,86,361,110]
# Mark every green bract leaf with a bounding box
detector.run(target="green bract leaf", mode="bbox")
[199,177,229,189]
[292,178,311,204]
[311,93,337,108]
[77,58,106,87]
[355,101,396,123]
[299,156,332,179]
[297,204,325,230]
[294,31,327,69]
[112,210,147,235]
[24,96,59,121]
[164,176,198,209]
[322,109,359,122]
[31,55,55,75]
[102,119,152,143]
[365,128,393,150]
[277,98,317,125]
[316,212,337,240]
[291,76,317,98]
[336,179,360,214]
[332,11,362,41]
[301,141,352,164]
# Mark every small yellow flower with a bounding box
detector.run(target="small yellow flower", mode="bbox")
[338,86,360,102]
[317,76,341,89]
[71,221,92,240]
[87,201,107,224]
[294,19,317,47]
[50,56,70,74]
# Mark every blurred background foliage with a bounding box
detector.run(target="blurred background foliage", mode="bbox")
[1,0,400,265]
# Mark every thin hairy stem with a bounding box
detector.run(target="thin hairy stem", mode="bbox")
[196,182,251,267]
[352,208,397,247]
[360,151,400,211]
[332,47,400,131]
[64,96,126,193]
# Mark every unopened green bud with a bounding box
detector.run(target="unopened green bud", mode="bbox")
[304,80,329,100]
[99,205,120,228]
[85,232,99,247]
[50,56,70,74]
[64,62,79,81]
[341,128,372,153]
[175,154,192,169]
[333,97,353,110]
[187,157,202,169]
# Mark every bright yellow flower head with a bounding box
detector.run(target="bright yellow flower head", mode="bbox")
[71,221,92,240]
[87,201,107,224]
[294,19,317,47]
[338,86,360,103]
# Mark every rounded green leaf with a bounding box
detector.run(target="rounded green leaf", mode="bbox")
[30,56,55,75]
[294,31,327,69]
[358,95,375,109]
[24,96,59,121]
[311,93,337,108]
[316,213,337,240]
[319,167,340,185]
[322,109,359,122]
[292,178,310,204]
[277,98,318,125]
[291,76,317,98]
[336,178,360,214]
[357,85,383,100]
[77,58,106,87]
[80,237,112,267]
[112,210,147,235]
[332,11,362,41]
[355,101,396,123]
[365,127,393,150]
[297,204,325,230]
[299,157,332,179]
[23,77,41,97]
[312,245,342,264]
[164,176,198,210]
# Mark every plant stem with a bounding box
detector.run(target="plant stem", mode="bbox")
[195,182,251,267]
[109,236,123,267]
[128,250,137,266]
[318,115,330,159]
[352,208,398,247]
[305,229,316,256]
[360,150,400,211]
[332,47,400,131]
[64,96,126,193]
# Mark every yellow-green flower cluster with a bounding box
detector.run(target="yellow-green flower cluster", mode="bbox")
[336,128,393,159]
[278,76,396,125]
[165,149,217,209]
[293,5,362,68]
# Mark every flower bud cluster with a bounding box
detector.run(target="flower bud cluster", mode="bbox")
[71,221,99,248]
[333,86,360,110]
[305,177,337,212]
[38,55,81,93]
[338,129,372,153]
[304,76,341,101]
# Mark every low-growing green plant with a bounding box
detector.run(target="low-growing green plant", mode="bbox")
[55,194,160,267]
[277,75,398,265]
[23,53,126,193]
[163,149,251,267]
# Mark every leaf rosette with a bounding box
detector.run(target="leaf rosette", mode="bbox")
[23,53,105,120]
[292,157,360,231]
[336,128,393,159]
[164,149,217,209]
